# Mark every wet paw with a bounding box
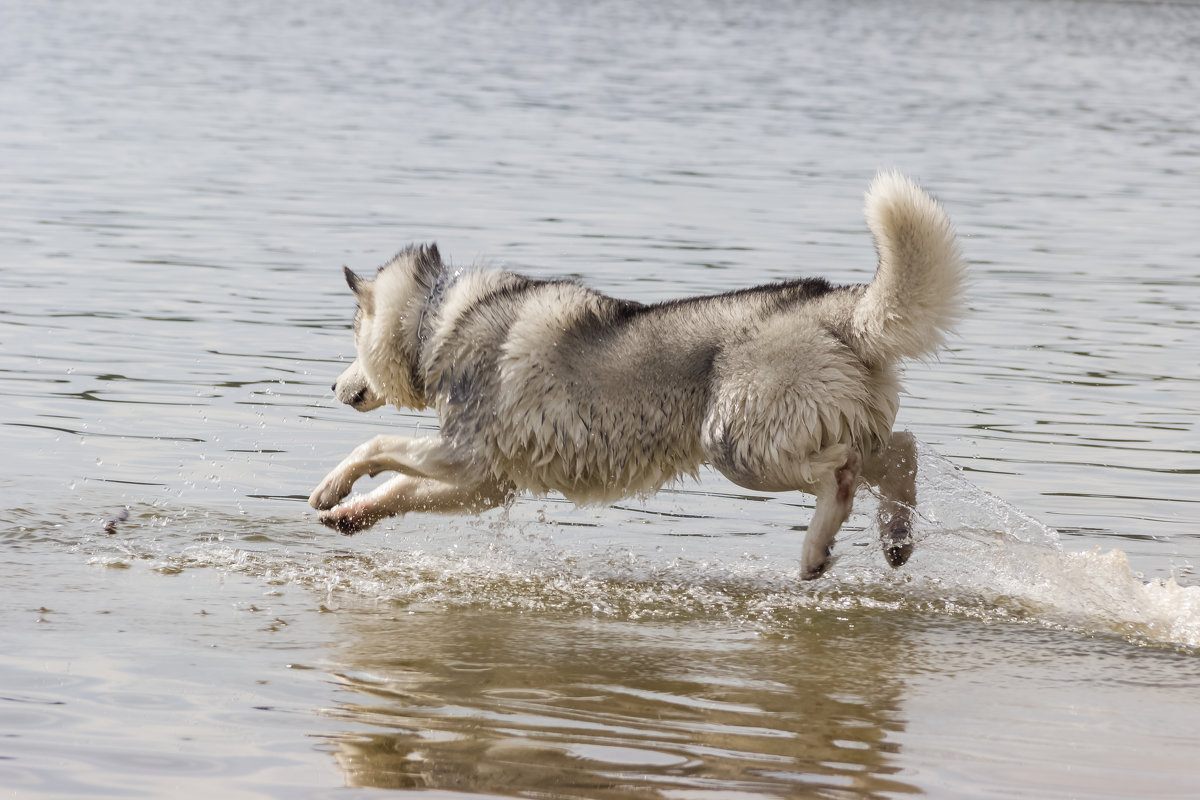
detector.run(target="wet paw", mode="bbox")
[318,505,375,535]
[885,542,913,568]
[801,563,827,581]
[309,476,351,510]
[801,546,833,581]
[883,518,913,568]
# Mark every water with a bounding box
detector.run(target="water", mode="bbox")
[3,0,1200,796]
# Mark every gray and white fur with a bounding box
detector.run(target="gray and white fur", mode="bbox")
[310,171,966,579]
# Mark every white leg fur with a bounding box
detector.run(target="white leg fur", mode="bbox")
[318,474,513,534]
[308,434,463,511]
[800,450,862,579]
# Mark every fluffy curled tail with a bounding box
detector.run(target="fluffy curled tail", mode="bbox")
[850,171,967,364]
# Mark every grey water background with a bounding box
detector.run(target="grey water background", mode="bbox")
[3,0,1200,797]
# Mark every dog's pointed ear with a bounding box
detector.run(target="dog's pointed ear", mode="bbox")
[409,243,445,292]
[344,266,364,294]
[343,266,374,311]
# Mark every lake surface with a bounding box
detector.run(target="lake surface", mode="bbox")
[3,0,1200,797]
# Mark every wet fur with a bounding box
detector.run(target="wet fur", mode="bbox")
[310,172,965,579]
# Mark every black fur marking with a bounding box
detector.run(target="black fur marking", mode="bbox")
[448,370,477,405]
[644,277,837,315]
[555,295,645,341]
[441,276,541,346]
[823,323,853,351]
[432,280,543,437]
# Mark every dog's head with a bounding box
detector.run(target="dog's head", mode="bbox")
[332,243,444,412]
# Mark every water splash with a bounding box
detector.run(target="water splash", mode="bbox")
[840,445,1200,649]
[65,445,1200,651]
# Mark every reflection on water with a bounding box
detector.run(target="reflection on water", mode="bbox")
[324,608,916,798]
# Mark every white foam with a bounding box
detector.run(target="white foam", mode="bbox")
[78,445,1200,650]
[836,445,1200,648]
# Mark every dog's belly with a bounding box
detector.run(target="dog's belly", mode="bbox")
[486,387,709,504]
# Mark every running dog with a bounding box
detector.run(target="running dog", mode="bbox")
[309,172,966,578]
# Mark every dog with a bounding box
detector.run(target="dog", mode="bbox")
[309,172,965,579]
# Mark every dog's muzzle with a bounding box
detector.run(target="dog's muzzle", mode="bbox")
[333,361,385,412]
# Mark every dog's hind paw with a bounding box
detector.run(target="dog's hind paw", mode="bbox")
[882,518,914,568]
[801,563,828,581]
[800,546,832,581]
[885,543,913,568]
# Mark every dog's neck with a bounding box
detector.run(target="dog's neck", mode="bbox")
[417,265,464,348]
[410,265,466,403]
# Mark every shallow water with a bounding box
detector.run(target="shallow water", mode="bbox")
[3,0,1200,797]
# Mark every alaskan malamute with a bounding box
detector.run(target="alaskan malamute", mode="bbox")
[310,172,965,578]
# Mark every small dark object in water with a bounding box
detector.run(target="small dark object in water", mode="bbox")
[103,507,130,535]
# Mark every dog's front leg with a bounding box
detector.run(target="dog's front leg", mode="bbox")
[309,434,459,511]
[319,475,513,534]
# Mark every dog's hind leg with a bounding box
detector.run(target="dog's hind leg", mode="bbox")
[800,450,862,580]
[862,430,917,568]
[702,405,862,580]
[319,475,514,534]
[309,434,467,512]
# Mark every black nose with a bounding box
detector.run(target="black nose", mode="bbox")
[330,382,337,392]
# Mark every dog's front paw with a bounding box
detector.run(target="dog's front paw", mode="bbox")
[318,502,379,535]
[309,474,352,511]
